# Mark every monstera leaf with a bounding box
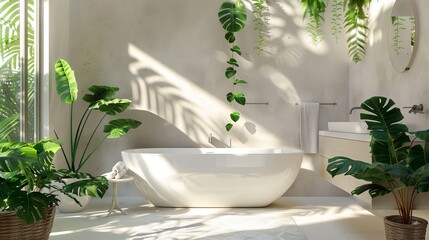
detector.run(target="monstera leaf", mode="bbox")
[103,119,142,138]
[82,85,120,106]
[64,176,108,198]
[7,191,53,224]
[360,96,410,164]
[55,59,78,104]
[218,1,247,33]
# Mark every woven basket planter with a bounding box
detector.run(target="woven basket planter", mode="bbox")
[384,215,428,240]
[0,206,56,240]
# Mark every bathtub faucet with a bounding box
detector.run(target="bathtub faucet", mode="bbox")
[349,107,363,114]
[208,133,232,148]
[208,133,213,144]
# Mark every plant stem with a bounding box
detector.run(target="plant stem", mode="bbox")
[76,135,108,172]
[54,129,71,170]
[70,103,75,172]
[77,113,107,171]
[72,107,90,158]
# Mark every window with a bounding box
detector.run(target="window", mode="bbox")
[0,0,38,142]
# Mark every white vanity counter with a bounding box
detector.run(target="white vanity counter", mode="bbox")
[319,130,371,142]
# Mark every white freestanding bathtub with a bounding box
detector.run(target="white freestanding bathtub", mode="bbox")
[121,148,303,207]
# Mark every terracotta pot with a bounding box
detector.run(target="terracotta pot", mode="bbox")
[384,215,428,240]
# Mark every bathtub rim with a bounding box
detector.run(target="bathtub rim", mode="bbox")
[121,148,304,155]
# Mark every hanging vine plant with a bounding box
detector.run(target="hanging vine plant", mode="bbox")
[299,0,372,62]
[252,0,270,54]
[301,0,326,46]
[218,0,247,131]
[330,0,344,43]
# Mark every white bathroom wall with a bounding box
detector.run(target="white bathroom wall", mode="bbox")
[50,0,350,197]
[349,0,429,130]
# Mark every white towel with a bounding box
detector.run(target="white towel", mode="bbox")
[115,168,127,179]
[300,103,320,154]
[112,161,126,173]
[104,172,116,179]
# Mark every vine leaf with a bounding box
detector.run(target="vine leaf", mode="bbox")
[227,58,239,67]
[230,45,241,55]
[233,79,247,85]
[226,92,235,102]
[252,0,270,54]
[230,112,240,122]
[234,93,246,105]
[301,0,326,24]
[225,67,237,79]
[225,32,236,43]
[226,123,233,131]
[218,1,247,33]
[330,0,343,43]
[344,2,369,63]
[307,14,324,45]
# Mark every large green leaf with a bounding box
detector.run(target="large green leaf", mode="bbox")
[360,96,410,164]
[327,156,386,181]
[64,176,108,198]
[82,85,119,105]
[415,130,429,169]
[103,119,142,138]
[91,99,131,115]
[351,183,391,198]
[7,191,52,224]
[218,1,247,33]
[54,59,78,104]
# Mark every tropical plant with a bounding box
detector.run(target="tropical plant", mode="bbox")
[327,96,429,224]
[218,0,248,131]
[0,138,107,224]
[54,59,142,174]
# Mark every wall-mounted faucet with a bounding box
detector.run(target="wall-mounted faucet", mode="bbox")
[349,107,363,114]
[208,133,231,148]
[208,133,213,144]
[404,104,424,114]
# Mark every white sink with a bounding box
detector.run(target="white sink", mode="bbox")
[328,122,369,134]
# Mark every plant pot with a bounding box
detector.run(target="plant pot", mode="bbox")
[384,215,428,240]
[0,206,56,240]
[55,178,91,213]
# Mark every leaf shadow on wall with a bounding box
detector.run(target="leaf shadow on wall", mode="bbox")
[126,44,255,147]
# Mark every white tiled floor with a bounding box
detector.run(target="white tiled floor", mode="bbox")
[50,197,429,239]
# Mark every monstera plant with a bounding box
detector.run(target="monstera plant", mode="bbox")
[53,59,141,211]
[327,96,429,237]
[0,138,103,224]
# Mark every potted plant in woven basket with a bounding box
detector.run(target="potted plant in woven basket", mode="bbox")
[327,96,429,240]
[0,138,99,240]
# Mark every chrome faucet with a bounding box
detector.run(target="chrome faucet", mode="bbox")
[404,104,424,114]
[208,133,213,144]
[349,107,363,114]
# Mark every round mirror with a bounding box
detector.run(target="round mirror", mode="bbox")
[388,0,418,72]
